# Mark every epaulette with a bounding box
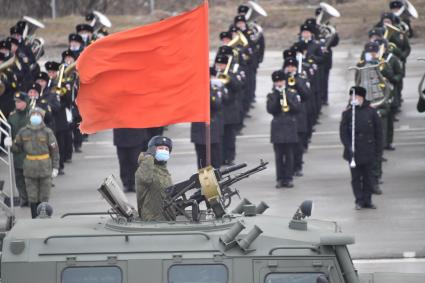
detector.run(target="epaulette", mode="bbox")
[9,110,16,116]
[11,82,16,89]
[288,88,297,93]
[41,99,47,104]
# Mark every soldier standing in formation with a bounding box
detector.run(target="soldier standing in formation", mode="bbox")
[5,107,60,218]
[347,0,413,198]
[7,92,30,206]
[339,87,383,210]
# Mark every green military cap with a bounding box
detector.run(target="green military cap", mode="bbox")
[14,91,29,102]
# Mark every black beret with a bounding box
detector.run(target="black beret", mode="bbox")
[300,24,313,33]
[238,5,250,14]
[45,61,61,71]
[304,18,317,27]
[6,37,19,46]
[62,49,77,60]
[229,26,239,33]
[234,15,246,24]
[68,33,84,43]
[272,70,286,82]
[14,91,29,102]
[368,28,384,38]
[9,25,23,35]
[315,7,322,16]
[374,38,388,49]
[215,54,229,64]
[284,57,298,68]
[219,31,232,40]
[0,40,11,50]
[349,86,366,98]
[218,45,233,56]
[0,53,6,61]
[364,42,380,53]
[381,12,395,22]
[85,12,95,21]
[35,72,49,82]
[27,82,42,94]
[389,0,403,9]
[292,41,308,52]
[76,23,93,33]
[283,49,295,60]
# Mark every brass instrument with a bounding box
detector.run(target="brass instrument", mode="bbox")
[349,63,391,108]
[287,76,296,87]
[0,56,18,96]
[316,2,341,49]
[280,83,290,113]
[383,23,404,40]
[22,16,45,61]
[64,61,77,77]
[227,31,248,48]
[216,56,232,85]
[418,58,425,101]
[55,64,66,96]
[89,11,112,40]
[244,1,267,42]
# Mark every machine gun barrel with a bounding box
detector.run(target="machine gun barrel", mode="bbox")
[219,163,247,175]
[219,161,268,189]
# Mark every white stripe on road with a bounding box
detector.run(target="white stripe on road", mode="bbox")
[83,141,425,160]
[353,258,425,264]
[83,126,425,145]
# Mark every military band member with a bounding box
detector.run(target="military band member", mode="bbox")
[68,33,85,59]
[215,54,242,166]
[76,24,94,46]
[389,0,413,38]
[5,107,60,218]
[7,92,30,206]
[283,58,311,177]
[45,61,72,175]
[267,70,300,189]
[339,86,383,210]
[191,77,224,169]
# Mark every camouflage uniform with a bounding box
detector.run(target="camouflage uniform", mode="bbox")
[7,103,30,204]
[12,122,59,205]
[135,154,173,221]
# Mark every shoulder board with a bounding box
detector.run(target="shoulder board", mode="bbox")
[288,88,297,93]
[308,59,314,64]
[9,110,16,116]
[41,99,47,103]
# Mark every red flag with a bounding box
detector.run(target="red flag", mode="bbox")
[76,2,210,134]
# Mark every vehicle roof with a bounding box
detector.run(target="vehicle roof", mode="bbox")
[2,214,355,262]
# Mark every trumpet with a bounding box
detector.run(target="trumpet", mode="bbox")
[287,75,296,87]
[280,83,290,113]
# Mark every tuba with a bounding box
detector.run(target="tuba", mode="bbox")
[316,2,341,49]
[244,1,268,41]
[349,63,391,108]
[88,11,112,40]
[22,16,45,61]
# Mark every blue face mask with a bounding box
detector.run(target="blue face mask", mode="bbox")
[155,149,170,161]
[30,114,42,126]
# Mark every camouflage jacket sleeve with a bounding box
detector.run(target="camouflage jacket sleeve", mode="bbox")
[11,128,24,153]
[137,154,155,186]
[46,128,60,169]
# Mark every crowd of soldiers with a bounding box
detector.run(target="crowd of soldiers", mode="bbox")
[340,0,414,210]
[0,13,110,216]
[190,3,265,169]
[267,4,339,188]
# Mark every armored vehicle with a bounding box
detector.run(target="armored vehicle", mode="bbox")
[1,163,425,283]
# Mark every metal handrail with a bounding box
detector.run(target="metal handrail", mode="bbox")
[268,245,319,255]
[44,232,211,244]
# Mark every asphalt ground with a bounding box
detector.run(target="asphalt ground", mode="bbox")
[1,43,425,272]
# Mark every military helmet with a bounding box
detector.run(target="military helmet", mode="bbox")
[148,136,173,152]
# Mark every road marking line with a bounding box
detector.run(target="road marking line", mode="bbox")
[353,258,425,264]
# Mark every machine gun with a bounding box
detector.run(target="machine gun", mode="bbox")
[163,160,268,222]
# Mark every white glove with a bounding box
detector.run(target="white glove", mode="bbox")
[52,168,59,178]
[4,137,12,147]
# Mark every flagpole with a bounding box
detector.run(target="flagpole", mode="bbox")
[205,122,211,166]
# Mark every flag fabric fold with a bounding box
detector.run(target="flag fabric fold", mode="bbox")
[76,1,210,134]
